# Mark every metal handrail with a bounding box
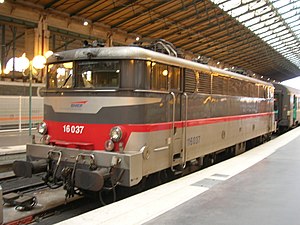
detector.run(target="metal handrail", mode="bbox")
[182,92,188,169]
[169,92,176,172]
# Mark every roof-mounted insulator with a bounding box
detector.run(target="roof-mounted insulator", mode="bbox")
[83,40,105,48]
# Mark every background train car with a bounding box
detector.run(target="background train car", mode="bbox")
[13,45,275,199]
[0,81,44,131]
[273,83,300,133]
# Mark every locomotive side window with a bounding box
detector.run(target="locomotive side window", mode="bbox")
[120,60,148,89]
[76,61,120,88]
[169,67,181,91]
[150,63,181,91]
[150,63,168,90]
[47,62,74,88]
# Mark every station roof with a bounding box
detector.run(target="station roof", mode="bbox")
[8,0,300,82]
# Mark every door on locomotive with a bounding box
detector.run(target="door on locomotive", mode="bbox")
[274,91,282,126]
[150,62,186,168]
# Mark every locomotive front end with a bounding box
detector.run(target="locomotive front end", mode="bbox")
[12,47,148,197]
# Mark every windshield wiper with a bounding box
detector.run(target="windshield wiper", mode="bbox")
[60,73,73,88]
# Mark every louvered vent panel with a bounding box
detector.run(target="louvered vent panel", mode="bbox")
[184,69,196,93]
[230,79,241,96]
[212,75,224,95]
[249,83,256,97]
[222,77,229,95]
[259,86,265,98]
[242,82,250,97]
[198,72,211,94]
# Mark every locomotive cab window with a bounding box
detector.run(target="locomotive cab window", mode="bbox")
[46,61,120,89]
[47,62,74,88]
[77,61,120,88]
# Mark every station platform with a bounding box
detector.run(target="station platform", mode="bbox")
[56,127,300,225]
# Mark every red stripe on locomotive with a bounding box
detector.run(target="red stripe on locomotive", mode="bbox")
[45,112,273,151]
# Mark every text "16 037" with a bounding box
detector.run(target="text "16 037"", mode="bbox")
[63,125,85,134]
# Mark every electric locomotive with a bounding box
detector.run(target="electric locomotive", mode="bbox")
[13,43,275,199]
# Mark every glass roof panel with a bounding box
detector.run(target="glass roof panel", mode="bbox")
[231,5,248,17]
[290,20,300,28]
[270,21,283,30]
[211,0,300,69]
[264,18,277,26]
[219,0,241,11]
[272,1,287,8]
[249,23,264,31]
[267,37,280,44]
[239,11,255,22]
[244,17,260,27]
[285,37,296,43]
[274,26,286,33]
[260,13,274,22]
[263,33,277,41]
[286,15,299,24]
[256,27,269,34]
[277,4,295,14]
[281,33,293,39]
[277,30,289,37]
[249,1,267,11]
[259,30,273,38]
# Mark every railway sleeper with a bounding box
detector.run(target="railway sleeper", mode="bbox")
[14,195,37,211]
[3,192,20,206]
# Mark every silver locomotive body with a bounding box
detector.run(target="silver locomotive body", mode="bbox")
[13,46,275,196]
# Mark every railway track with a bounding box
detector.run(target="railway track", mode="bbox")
[0,145,26,175]
[1,175,136,224]
[0,174,45,195]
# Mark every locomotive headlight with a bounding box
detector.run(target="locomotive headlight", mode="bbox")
[42,135,51,145]
[37,122,48,135]
[105,139,114,151]
[110,126,123,142]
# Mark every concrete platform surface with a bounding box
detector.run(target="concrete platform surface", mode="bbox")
[56,127,300,225]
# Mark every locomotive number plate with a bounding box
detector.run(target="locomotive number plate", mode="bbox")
[63,125,85,134]
[187,135,200,146]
